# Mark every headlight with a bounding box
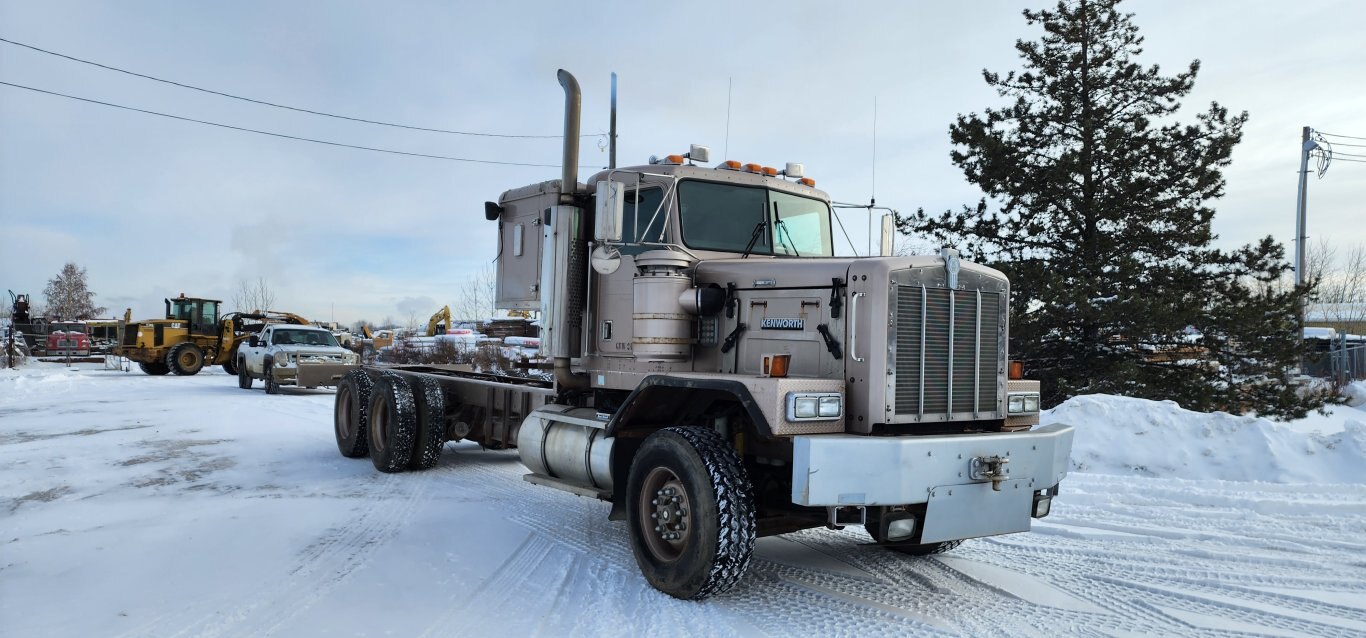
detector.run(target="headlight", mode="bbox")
[818,396,841,418]
[1007,392,1039,414]
[787,392,842,421]
[277,355,290,367]
[344,353,359,364]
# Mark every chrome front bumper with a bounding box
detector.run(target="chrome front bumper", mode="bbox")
[791,423,1075,543]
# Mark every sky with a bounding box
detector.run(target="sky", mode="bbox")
[1,0,1363,326]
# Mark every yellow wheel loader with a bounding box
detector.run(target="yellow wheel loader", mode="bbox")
[114,294,308,376]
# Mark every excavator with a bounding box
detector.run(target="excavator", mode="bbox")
[426,305,453,336]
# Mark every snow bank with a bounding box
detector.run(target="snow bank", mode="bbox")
[1049,394,1366,484]
[1344,381,1366,408]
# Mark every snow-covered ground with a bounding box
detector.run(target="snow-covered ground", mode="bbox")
[3,362,1365,637]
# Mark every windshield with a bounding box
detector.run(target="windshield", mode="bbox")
[271,329,340,347]
[168,299,217,323]
[677,181,833,256]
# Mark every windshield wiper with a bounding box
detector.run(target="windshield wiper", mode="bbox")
[773,203,800,257]
[740,202,768,259]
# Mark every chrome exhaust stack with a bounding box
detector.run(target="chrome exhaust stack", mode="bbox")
[545,69,589,389]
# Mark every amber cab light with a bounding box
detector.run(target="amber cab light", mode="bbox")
[1008,360,1024,380]
[763,353,791,378]
[798,177,816,186]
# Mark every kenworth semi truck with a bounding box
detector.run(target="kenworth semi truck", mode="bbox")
[329,70,1074,600]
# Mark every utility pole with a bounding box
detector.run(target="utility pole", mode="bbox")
[1294,125,1319,333]
[1295,126,1313,290]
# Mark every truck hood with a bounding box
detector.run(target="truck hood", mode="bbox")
[694,257,854,289]
[694,255,1007,290]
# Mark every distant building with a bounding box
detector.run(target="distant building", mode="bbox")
[1305,302,1366,335]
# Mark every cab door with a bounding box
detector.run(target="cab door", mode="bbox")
[189,300,219,336]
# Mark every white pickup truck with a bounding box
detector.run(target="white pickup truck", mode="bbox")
[236,325,359,394]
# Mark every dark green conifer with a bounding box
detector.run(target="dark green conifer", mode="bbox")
[901,0,1328,418]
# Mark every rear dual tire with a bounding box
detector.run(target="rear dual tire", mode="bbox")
[406,375,446,470]
[367,371,418,473]
[334,369,373,458]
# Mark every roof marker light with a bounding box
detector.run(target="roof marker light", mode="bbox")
[719,160,743,170]
[743,163,763,173]
[798,177,816,187]
[761,166,778,176]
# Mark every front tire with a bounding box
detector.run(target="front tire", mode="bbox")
[166,343,205,376]
[237,358,253,389]
[334,369,373,458]
[367,371,418,473]
[263,357,279,394]
[625,427,755,600]
[222,343,241,375]
[138,360,170,376]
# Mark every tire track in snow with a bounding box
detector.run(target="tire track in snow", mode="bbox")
[115,472,427,638]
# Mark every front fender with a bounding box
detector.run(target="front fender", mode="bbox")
[607,373,845,438]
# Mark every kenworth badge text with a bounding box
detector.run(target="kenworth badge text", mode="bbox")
[330,70,1075,600]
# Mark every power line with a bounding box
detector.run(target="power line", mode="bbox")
[1330,151,1366,159]
[0,36,602,140]
[1329,157,1366,164]
[0,80,601,169]
[1319,131,1366,141]
[1324,141,1366,148]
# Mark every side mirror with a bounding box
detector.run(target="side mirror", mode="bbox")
[248,335,259,348]
[594,181,625,242]
[484,201,503,221]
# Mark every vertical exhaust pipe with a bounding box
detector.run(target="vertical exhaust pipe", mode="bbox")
[557,69,581,203]
[609,72,617,169]
[550,69,589,390]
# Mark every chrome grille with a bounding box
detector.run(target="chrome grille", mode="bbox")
[894,285,1002,418]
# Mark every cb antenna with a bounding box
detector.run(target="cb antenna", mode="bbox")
[869,96,879,256]
[609,72,617,169]
[724,77,733,160]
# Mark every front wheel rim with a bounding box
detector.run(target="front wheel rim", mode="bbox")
[639,466,692,562]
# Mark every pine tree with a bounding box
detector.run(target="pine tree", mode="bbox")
[43,262,107,320]
[900,0,1328,419]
